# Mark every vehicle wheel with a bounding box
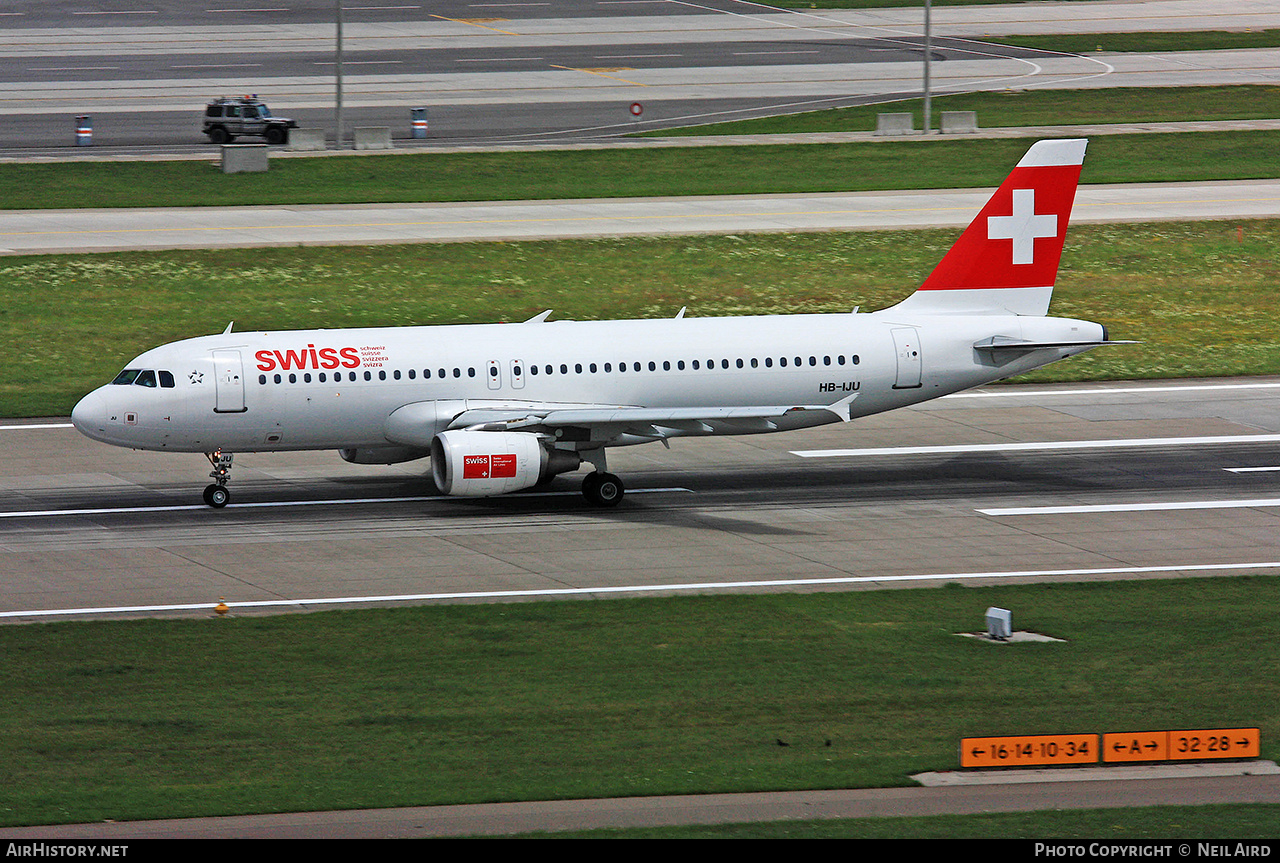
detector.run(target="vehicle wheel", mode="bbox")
[264,126,285,145]
[203,484,230,508]
[582,472,624,507]
[207,127,229,144]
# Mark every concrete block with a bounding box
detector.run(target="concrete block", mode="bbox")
[875,113,915,137]
[221,144,268,174]
[354,127,393,150]
[286,128,326,151]
[940,110,978,134]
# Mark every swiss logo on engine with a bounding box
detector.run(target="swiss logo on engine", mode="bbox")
[462,454,518,479]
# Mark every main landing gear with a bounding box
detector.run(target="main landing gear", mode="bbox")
[203,450,233,508]
[581,471,625,507]
[578,449,624,507]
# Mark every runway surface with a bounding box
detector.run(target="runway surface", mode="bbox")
[4,174,1279,255]
[7,377,1280,623]
[3,0,1279,150]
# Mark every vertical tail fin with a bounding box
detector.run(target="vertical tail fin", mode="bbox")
[886,138,1087,316]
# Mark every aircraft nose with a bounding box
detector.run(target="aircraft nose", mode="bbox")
[71,390,108,441]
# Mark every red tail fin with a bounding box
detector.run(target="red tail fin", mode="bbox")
[888,138,1086,316]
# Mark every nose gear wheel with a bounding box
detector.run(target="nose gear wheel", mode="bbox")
[203,450,234,508]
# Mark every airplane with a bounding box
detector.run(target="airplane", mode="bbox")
[72,137,1127,509]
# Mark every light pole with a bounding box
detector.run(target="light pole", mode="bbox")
[923,0,932,134]
[335,0,345,149]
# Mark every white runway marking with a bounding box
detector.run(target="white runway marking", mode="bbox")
[792,434,1280,460]
[5,560,1279,620]
[979,498,1280,516]
[945,381,1280,399]
[0,423,73,430]
[0,488,693,519]
[1226,466,1280,473]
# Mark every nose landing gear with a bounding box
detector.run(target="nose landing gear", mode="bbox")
[203,450,234,508]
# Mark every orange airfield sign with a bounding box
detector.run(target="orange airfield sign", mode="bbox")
[961,734,1097,768]
[961,728,1261,768]
[1104,728,1261,763]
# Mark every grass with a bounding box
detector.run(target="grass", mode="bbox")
[646,86,1280,136]
[2,130,1279,210]
[1,578,1277,830]
[983,30,1280,55]
[5,220,1278,418]
[751,0,1112,7]
[519,805,1280,838]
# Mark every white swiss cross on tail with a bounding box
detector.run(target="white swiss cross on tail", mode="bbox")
[987,188,1057,265]
[892,138,1087,317]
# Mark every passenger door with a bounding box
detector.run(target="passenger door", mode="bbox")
[212,350,247,413]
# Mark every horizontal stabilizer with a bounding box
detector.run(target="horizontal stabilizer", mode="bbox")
[974,335,1139,352]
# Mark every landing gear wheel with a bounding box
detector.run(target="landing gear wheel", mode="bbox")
[203,484,230,508]
[203,450,234,508]
[582,472,624,507]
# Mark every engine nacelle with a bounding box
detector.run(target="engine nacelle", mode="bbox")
[430,430,580,497]
[339,446,430,465]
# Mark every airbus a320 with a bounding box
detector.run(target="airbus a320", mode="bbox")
[72,138,1125,508]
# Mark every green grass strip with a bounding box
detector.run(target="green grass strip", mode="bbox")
[5,219,1279,417]
[749,0,1112,8]
[515,804,1280,838]
[1,578,1276,828]
[0,130,1277,211]
[985,30,1280,55]
[646,86,1280,136]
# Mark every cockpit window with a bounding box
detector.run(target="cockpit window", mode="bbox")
[158,370,175,388]
[111,369,141,385]
[134,370,158,388]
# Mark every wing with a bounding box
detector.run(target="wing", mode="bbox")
[383,395,859,449]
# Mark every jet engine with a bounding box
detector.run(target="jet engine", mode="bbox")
[430,429,580,497]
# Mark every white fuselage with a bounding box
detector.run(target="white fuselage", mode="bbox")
[71,309,1104,456]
